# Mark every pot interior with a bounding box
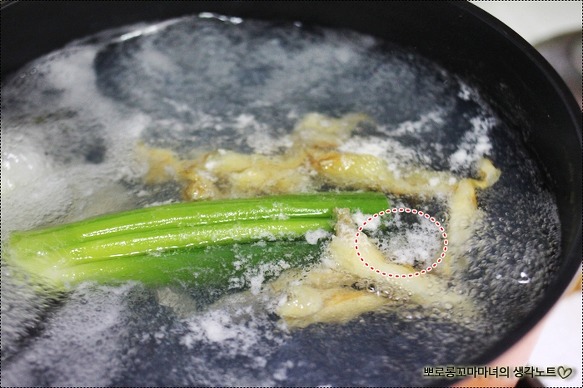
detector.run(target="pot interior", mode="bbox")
[1,2,580,387]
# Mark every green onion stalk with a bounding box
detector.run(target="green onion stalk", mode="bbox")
[4,192,388,289]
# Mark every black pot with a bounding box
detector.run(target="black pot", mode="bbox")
[1,1,581,387]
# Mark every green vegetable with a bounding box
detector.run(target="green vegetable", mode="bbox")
[5,192,388,289]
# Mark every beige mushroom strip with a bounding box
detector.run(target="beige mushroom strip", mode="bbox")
[439,158,501,277]
[309,150,457,197]
[273,208,476,328]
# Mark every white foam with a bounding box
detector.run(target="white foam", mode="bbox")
[338,136,422,169]
[235,114,293,154]
[0,283,135,386]
[390,110,445,136]
[305,228,331,245]
[1,43,151,235]
[449,116,495,171]
[180,298,287,363]
[371,211,442,268]
[352,211,382,232]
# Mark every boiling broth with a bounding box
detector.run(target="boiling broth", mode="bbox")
[1,14,561,386]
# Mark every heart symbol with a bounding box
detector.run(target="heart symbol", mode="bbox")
[557,366,573,379]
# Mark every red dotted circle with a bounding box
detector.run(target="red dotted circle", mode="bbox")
[354,207,448,279]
